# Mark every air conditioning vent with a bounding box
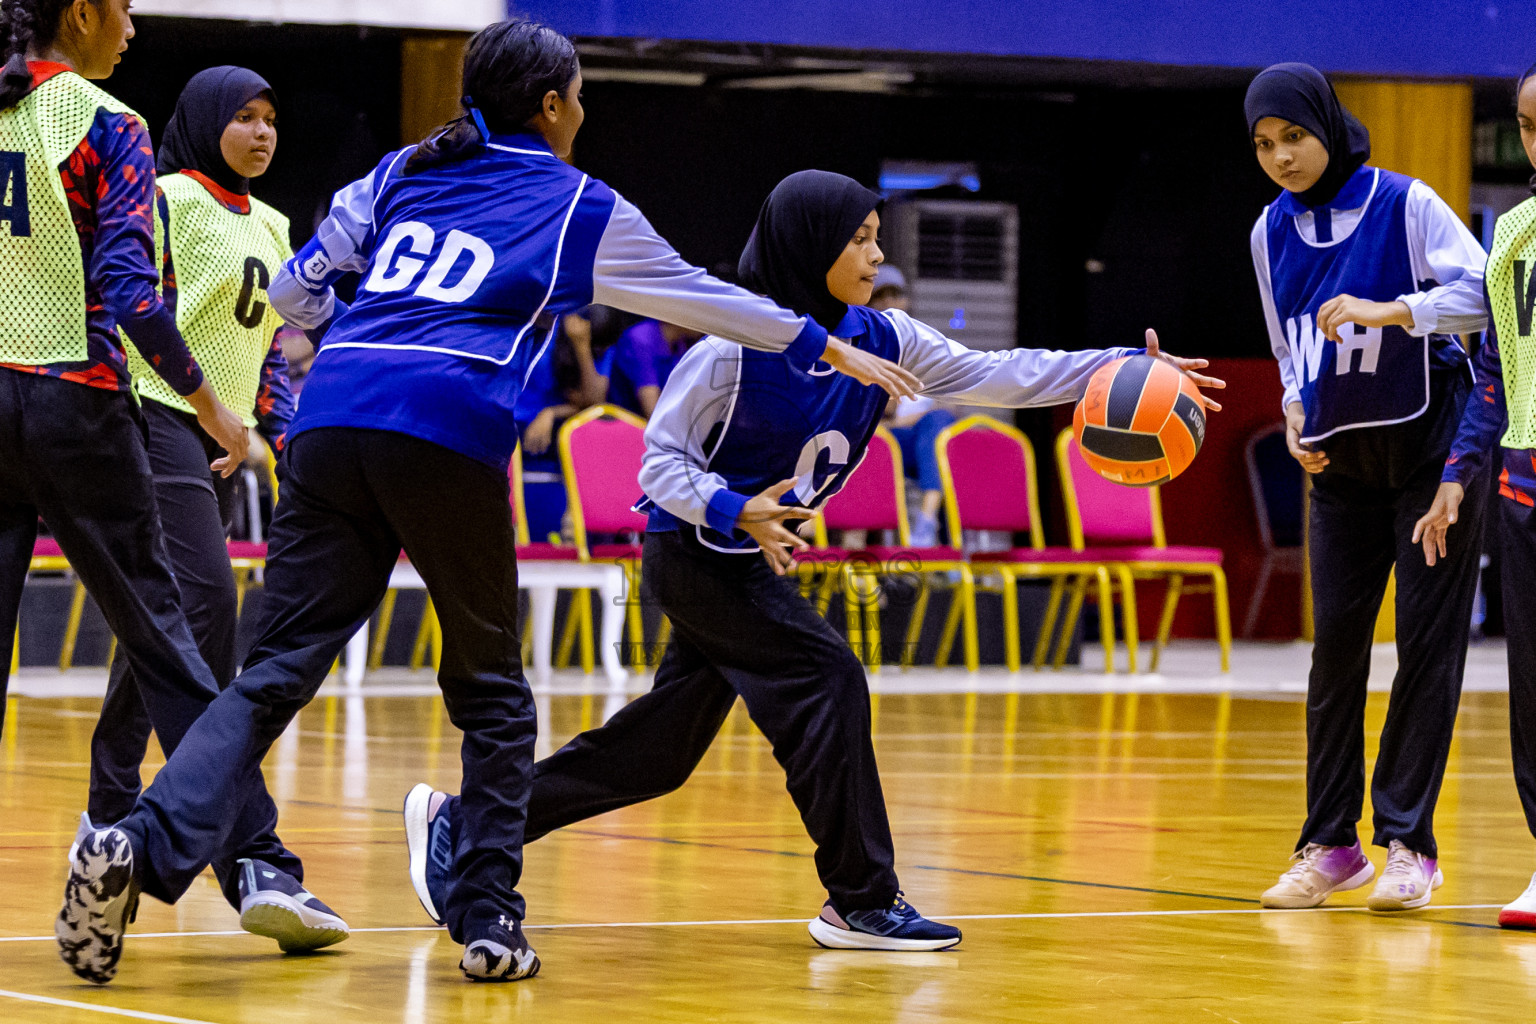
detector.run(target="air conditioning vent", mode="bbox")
[916,214,1005,281]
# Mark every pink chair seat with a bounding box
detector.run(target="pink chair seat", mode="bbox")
[517,542,581,561]
[1084,545,1224,564]
[861,544,966,563]
[32,537,63,558]
[970,546,1111,564]
[589,542,644,561]
[226,541,268,560]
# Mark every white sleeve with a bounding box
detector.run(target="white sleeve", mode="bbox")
[1399,179,1489,337]
[268,170,380,329]
[1253,212,1301,412]
[589,193,825,364]
[887,309,1137,407]
[636,339,745,531]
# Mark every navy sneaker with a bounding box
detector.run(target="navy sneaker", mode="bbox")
[808,892,962,951]
[57,826,140,984]
[403,783,455,927]
[461,914,540,982]
[237,858,350,952]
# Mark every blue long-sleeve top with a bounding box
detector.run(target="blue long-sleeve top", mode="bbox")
[1442,315,1536,504]
[0,62,203,396]
[268,131,829,470]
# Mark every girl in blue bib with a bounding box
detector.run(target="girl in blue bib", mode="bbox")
[1247,63,1489,914]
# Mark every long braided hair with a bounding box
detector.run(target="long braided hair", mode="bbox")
[0,0,97,110]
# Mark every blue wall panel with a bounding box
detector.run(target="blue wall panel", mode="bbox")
[513,1,1536,79]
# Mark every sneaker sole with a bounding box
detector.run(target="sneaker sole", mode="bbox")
[56,831,139,984]
[1366,868,1445,912]
[240,895,350,953]
[807,916,961,951]
[1260,861,1376,909]
[403,784,444,927]
[460,945,541,982]
[1499,907,1536,929]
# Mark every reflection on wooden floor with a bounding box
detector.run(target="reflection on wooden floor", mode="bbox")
[2,686,1534,1022]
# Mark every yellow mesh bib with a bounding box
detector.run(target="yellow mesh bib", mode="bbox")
[130,173,291,426]
[0,73,141,364]
[1486,197,1536,450]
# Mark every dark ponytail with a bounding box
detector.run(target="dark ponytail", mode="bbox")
[0,0,90,110]
[403,17,578,175]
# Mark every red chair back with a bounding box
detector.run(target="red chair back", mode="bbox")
[820,427,907,539]
[937,416,1043,547]
[1057,430,1163,548]
[558,405,650,555]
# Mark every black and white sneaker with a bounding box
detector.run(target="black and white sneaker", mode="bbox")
[237,858,350,953]
[57,827,139,984]
[460,915,540,982]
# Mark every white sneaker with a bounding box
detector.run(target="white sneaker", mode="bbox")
[1261,842,1375,909]
[1500,872,1536,929]
[1366,840,1443,911]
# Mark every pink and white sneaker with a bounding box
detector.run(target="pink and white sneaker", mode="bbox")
[1366,840,1443,911]
[1261,842,1375,909]
[1499,872,1536,929]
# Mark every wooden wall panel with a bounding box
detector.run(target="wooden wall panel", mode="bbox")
[401,33,471,145]
[1334,79,1474,222]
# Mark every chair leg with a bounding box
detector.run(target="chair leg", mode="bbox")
[902,578,931,670]
[1052,576,1091,670]
[105,636,116,669]
[1095,567,1116,674]
[555,592,581,668]
[1151,573,1184,674]
[233,567,249,617]
[814,568,838,617]
[59,580,87,672]
[959,566,980,672]
[1210,566,1233,673]
[624,563,645,670]
[864,570,883,672]
[1112,564,1139,674]
[1032,577,1067,671]
[1242,554,1275,639]
[369,589,399,669]
[11,621,19,676]
[649,614,672,669]
[842,564,866,666]
[1000,569,1021,672]
[430,612,443,672]
[935,580,965,668]
[410,598,437,670]
[578,589,596,675]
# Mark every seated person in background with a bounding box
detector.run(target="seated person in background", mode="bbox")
[606,318,703,417]
[513,307,618,541]
[870,265,955,546]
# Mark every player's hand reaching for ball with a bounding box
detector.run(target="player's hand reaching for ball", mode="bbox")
[1284,401,1328,474]
[1412,481,1465,567]
[738,477,810,575]
[822,337,922,400]
[1143,329,1225,411]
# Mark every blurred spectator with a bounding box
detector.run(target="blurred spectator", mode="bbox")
[871,267,954,545]
[513,307,620,541]
[606,319,703,418]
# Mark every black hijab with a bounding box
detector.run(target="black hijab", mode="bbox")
[1244,62,1371,208]
[158,66,275,196]
[738,170,883,332]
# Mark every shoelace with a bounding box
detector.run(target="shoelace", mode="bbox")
[1378,841,1421,884]
[1280,843,1331,881]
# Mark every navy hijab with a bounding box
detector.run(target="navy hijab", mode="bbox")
[738,170,883,333]
[1244,62,1371,208]
[158,66,275,196]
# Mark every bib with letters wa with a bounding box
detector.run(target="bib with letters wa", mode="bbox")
[0,72,141,364]
[1266,167,1428,443]
[1485,197,1536,450]
[129,173,291,425]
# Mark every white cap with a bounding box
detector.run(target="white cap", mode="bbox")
[872,264,907,292]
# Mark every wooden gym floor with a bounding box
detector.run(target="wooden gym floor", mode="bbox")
[2,661,1535,1022]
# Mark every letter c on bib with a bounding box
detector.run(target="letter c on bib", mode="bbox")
[363,221,435,293]
[792,430,851,505]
